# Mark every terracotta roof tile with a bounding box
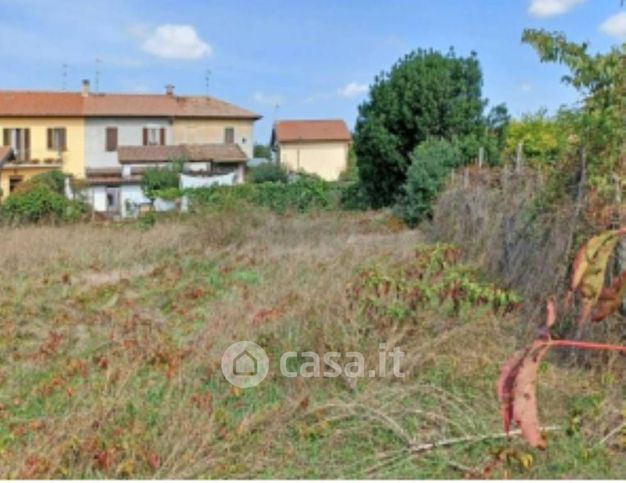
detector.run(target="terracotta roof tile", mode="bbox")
[273,119,351,143]
[0,90,260,119]
[117,143,247,164]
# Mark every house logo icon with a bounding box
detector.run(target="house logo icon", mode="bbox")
[221,341,269,388]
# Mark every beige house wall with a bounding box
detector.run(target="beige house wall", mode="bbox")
[172,119,254,159]
[278,141,349,181]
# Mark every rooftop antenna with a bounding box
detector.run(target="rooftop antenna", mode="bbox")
[205,69,211,97]
[95,57,102,93]
[61,63,68,91]
[273,102,280,123]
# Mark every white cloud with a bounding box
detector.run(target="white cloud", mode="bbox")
[520,83,533,92]
[600,12,626,39]
[528,0,586,18]
[253,91,283,106]
[140,24,211,60]
[338,82,368,98]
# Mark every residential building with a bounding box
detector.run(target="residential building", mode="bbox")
[0,81,261,212]
[271,119,352,181]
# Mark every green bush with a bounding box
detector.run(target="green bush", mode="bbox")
[27,170,66,194]
[396,139,461,227]
[248,162,288,184]
[141,161,182,200]
[187,176,336,214]
[1,183,86,224]
[339,181,370,211]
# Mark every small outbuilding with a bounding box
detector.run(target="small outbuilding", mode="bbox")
[271,120,351,181]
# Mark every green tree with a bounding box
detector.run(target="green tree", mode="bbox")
[503,109,574,166]
[253,143,272,160]
[140,160,183,201]
[522,29,626,191]
[354,48,488,207]
[396,138,461,226]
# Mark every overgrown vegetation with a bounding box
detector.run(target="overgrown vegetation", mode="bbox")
[140,160,184,201]
[247,162,289,184]
[1,170,86,224]
[395,139,462,226]
[187,175,339,214]
[0,210,624,478]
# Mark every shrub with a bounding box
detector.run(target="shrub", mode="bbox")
[248,162,288,184]
[1,183,86,224]
[23,170,66,194]
[396,138,461,227]
[339,181,369,211]
[187,176,335,214]
[141,161,182,201]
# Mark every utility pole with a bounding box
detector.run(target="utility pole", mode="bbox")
[95,58,102,93]
[205,69,211,97]
[61,63,68,91]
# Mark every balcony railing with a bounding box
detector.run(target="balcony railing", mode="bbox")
[4,149,64,166]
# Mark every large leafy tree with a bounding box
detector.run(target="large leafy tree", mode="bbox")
[354,48,488,207]
[522,29,626,191]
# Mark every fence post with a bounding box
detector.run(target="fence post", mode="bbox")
[478,146,484,169]
[515,142,523,173]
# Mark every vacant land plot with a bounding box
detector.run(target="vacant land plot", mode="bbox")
[0,209,624,478]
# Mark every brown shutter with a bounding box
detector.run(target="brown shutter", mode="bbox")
[60,128,67,151]
[143,128,148,146]
[47,128,53,150]
[24,129,30,161]
[160,128,166,145]
[2,129,9,146]
[105,127,118,151]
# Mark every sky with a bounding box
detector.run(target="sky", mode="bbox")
[0,0,625,143]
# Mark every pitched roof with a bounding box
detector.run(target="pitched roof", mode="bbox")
[117,143,248,164]
[0,91,261,119]
[273,119,351,143]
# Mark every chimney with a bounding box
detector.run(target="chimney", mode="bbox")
[81,79,90,97]
[165,84,175,96]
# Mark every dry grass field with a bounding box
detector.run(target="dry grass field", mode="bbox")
[0,208,624,478]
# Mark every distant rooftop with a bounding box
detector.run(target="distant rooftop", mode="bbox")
[0,83,261,120]
[273,119,351,143]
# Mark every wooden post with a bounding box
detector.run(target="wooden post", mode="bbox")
[515,142,523,173]
[478,146,484,168]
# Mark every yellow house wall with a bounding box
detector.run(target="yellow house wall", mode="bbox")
[278,142,349,181]
[172,119,254,158]
[0,165,61,198]
[0,117,85,177]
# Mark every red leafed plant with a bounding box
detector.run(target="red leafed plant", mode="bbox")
[498,229,626,449]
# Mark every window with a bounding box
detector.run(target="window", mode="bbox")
[105,127,118,152]
[47,127,67,152]
[2,128,30,161]
[143,127,166,146]
[224,127,235,144]
[9,176,23,193]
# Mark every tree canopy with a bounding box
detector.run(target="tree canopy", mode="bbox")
[353,48,488,207]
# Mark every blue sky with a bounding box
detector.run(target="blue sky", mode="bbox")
[0,0,624,143]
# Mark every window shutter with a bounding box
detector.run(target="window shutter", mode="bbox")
[60,128,67,151]
[47,129,53,150]
[24,129,30,161]
[2,129,9,146]
[143,128,148,146]
[160,128,166,145]
[105,127,118,151]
